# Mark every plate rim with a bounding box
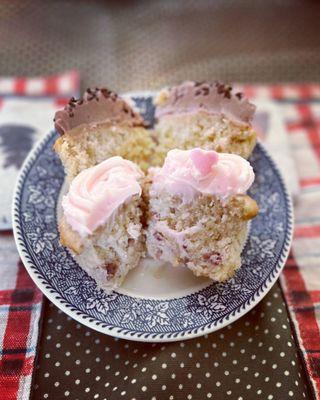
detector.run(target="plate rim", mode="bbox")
[12,100,293,343]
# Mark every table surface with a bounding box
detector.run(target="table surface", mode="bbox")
[1,1,320,399]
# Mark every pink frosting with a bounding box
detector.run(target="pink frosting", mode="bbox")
[151,148,255,202]
[62,157,143,237]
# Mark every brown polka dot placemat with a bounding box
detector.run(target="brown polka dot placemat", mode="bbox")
[33,283,312,400]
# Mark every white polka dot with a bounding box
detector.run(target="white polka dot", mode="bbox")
[162,363,167,369]
[262,360,267,365]
[230,342,235,347]
[214,362,219,367]
[257,389,262,394]
[276,382,281,388]
[288,342,292,347]
[222,352,227,357]
[227,391,232,396]
[55,361,60,367]
[271,317,276,322]
[196,362,201,368]
[240,349,245,354]
[65,351,70,357]
[295,380,299,386]
[54,382,59,387]
[85,368,91,373]
[258,342,263,347]
[94,395,100,399]
[245,321,250,326]
[248,337,253,343]
[171,352,176,358]
[233,359,238,365]
[105,382,110,388]
[44,372,49,378]
[282,324,287,330]
[180,362,185,368]
[235,378,240,383]
[272,364,277,369]
[131,379,136,384]
[205,372,211,378]
[246,384,251,389]
[251,354,256,360]
[180,342,185,348]
[151,356,157,361]
[85,349,90,354]
[171,373,176,379]
[75,359,80,365]
[284,370,290,376]
[237,331,243,337]
[187,395,192,400]
[189,352,193,358]
[267,395,273,400]
[85,331,90,336]
[45,353,50,359]
[291,361,296,366]
[216,382,221,387]
[196,342,201,348]
[141,367,147,372]
[179,384,183,390]
[280,352,285,357]
[95,376,101,381]
[115,371,120,376]
[265,377,270,382]
[105,347,110,352]
[212,343,217,348]
[264,329,269,334]
[65,370,70,376]
[207,394,212,399]
[141,386,147,392]
[275,334,281,339]
[75,379,80,385]
[162,385,166,390]
[55,343,61,348]
[152,374,157,380]
[224,370,229,376]
[268,346,273,352]
[64,391,70,397]
[254,372,259,377]
[244,366,248,372]
[85,388,90,393]
[187,373,192,379]
[44,394,48,399]
[57,325,62,330]
[289,391,294,397]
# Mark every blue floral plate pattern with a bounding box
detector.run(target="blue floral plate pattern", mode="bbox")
[12,94,293,342]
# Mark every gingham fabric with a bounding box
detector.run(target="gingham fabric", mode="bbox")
[0,72,79,400]
[240,84,320,399]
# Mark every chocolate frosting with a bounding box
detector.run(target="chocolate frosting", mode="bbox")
[155,81,256,124]
[54,88,144,135]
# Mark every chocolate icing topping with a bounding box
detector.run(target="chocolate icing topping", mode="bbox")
[155,81,256,124]
[54,88,144,135]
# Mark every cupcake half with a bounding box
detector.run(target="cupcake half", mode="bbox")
[154,81,257,165]
[54,88,155,181]
[145,148,259,282]
[59,156,145,291]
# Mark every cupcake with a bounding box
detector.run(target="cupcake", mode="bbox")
[153,81,256,165]
[54,87,155,181]
[59,156,145,291]
[145,148,258,282]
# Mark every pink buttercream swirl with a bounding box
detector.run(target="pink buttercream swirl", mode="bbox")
[62,157,143,237]
[151,148,255,202]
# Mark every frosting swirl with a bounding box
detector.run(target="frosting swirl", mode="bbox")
[151,148,255,202]
[62,157,143,237]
